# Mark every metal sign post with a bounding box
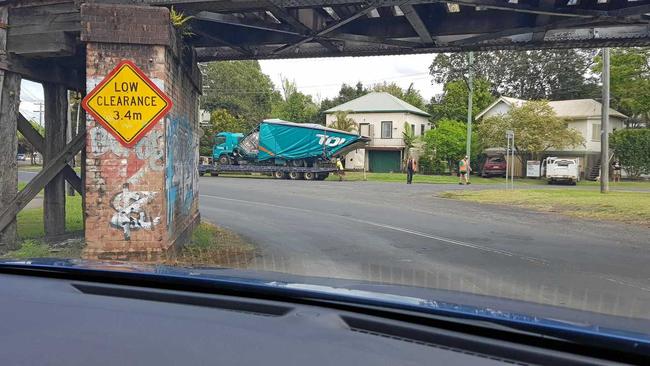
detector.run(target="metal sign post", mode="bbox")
[505,130,514,190]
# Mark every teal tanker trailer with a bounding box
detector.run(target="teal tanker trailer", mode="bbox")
[202,119,370,180]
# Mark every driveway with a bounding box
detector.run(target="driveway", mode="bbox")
[199,176,650,319]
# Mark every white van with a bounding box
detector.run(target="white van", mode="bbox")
[543,157,579,185]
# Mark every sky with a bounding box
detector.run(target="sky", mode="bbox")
[259,54,442,103]
[19,54,442,122]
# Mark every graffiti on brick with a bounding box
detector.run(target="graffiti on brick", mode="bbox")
[166,115,198,227]
[110,184,161,240]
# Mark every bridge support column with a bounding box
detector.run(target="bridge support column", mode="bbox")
[81,3,200,260]
[0,71,21,252]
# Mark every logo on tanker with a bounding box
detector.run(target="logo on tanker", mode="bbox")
[316,134,347,147]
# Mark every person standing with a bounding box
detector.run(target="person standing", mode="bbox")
[336,158,345,182]
[406,156,417,184]
[612,159,622,183]
[459,155,471,185]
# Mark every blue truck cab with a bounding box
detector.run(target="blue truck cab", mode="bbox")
[213,132,244,164]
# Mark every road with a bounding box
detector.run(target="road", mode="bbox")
[199,176,650,319]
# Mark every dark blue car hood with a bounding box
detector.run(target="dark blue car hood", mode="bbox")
[1,258,649,353]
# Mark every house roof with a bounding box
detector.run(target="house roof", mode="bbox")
[475,96,628,120]
[324,92,431,117]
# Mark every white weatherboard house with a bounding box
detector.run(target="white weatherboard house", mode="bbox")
[325,92,431,172]
[476,96,627,179]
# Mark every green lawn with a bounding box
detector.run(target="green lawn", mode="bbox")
[441,189,650,225]
[327,171,547,185]
[17,194,83,239]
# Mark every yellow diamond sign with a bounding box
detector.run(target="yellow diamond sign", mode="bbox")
[82,60,172,147]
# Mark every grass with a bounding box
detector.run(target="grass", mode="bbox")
[166,222,256,267]
[17,194,83,239]
[441,189,650,225]
[326,171,546,185]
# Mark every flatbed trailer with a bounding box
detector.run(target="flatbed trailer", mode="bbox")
[199,163,336,180]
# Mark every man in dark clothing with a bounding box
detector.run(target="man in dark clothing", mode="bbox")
[406,156,417,184]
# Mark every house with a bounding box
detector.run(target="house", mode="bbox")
[324,92,431,172]
[476,96,627,179]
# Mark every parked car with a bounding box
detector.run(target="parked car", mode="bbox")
[16,153,26,161]
[480,155,507,177]
[543,157,579,185]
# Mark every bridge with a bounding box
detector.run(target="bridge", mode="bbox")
[0,0,648,258]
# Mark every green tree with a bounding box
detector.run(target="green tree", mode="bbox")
[371,82,425,110]
[402,122,416,151]
[201,60,275,129]
[329,111,358,132]
[271,78,319,123]
[609,128,650,178]
[430,50,599,100]
[423,119,480,172]
[477,101,584,159]
[429,78,495,121]
[199,109,248,157]
[593,48,650,125]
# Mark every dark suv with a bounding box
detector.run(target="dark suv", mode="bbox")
[480,155,507,177]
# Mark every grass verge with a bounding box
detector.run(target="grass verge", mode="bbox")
[327,171,545,185]
[17,194,83,239]
[441,189,650,225]
[165,222,257,267]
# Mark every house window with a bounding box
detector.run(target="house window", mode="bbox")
[592,123,601,141]
[381,121,392,139]
[359,123,370,137]
[411,124,415,135]
[420,124,425,136]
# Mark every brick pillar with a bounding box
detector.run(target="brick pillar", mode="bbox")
[81,3,200,260]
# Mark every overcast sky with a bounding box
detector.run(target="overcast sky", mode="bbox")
[20,54,442,122]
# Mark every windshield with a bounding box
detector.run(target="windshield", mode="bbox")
[4,1,650,352]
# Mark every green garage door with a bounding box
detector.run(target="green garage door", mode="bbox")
[369,150,401,173]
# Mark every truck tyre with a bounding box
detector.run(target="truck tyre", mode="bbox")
[316,173,329,180]
[199,172,205,176]
[289,171,304,180]
[290,159,306,167]
[273,171,286,179]
[218,155,231,165]
[304,171,316,180]
[210,172,219,177]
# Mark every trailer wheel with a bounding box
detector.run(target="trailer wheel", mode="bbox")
[273,171,286,179]
[218,155,231,165]
[304,172,316,180]
[290,159,306,167]
[199,172,205,176]
[210,172,219,177]
[289,171,304,180]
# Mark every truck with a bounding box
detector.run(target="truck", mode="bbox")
[543,157,579,185]
[202,119,370,180]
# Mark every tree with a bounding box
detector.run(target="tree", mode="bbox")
[423,119,480,173]
[429,78,495,122]
[201,60,275,129]
[317,82,368,124]
[402,122,416,151]
[610,128,650,179]
[199,109,247,157]
[430,50,599,100]
[329,111,358,132]
[593,48,650,125]
[371,82,425,110]
[271,78,319,123]
[477,101,584,159]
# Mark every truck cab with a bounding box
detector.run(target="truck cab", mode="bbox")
[213,132,244,164]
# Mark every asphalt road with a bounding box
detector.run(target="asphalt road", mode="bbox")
[199,176,650,319]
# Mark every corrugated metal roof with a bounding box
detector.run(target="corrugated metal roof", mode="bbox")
[324,92,431,117]
[477,96,627,120]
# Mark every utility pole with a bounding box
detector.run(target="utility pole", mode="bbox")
[465,51,474,162]
[600,48,610,193]
[33,102,44,127]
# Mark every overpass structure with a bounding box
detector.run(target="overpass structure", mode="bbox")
[0,0,648,258]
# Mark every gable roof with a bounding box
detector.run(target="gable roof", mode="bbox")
[324,92,431,117]
[476,96,628,120]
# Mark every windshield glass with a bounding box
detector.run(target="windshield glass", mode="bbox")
[4,2,650,350]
